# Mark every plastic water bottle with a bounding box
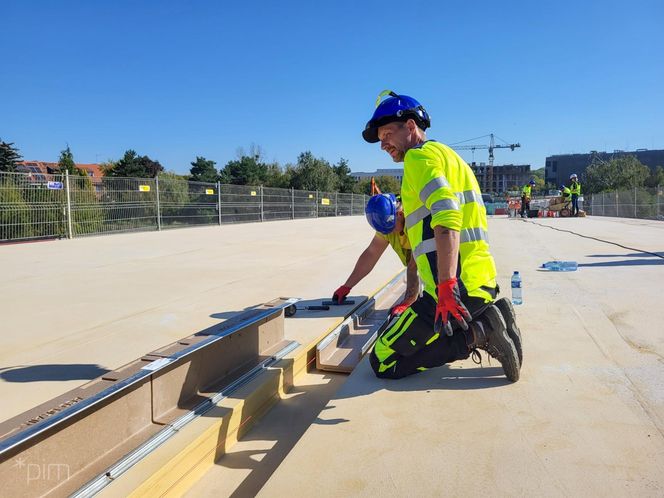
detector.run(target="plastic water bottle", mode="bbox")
[541,261,578,272]
[511,271,523,305]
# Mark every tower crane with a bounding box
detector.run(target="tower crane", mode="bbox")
[449,134,520,193]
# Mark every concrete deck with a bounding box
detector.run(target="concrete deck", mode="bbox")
[0,217,403,423]
[188,216,664,497]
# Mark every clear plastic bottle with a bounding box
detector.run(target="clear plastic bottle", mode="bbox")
[511,271,523,305]
[541,261,578,272]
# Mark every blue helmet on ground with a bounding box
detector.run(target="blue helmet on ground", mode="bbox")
[362,90,431,143]
[365,193,398,234]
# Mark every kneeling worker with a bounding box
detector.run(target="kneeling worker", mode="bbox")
[560,184,571,203]
[332,193,420,316]
[361,90,523,382]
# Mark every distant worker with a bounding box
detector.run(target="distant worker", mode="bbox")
[361,90,522,382]
[520,179,536,218]
[332,193,420,316]
[569,173,581,216]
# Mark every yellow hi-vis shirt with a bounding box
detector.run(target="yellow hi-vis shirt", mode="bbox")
[570,182,581,195]
[400,141,497,302]
[562,186,571,198]
[522,185,532,197]
[375,230,412,266]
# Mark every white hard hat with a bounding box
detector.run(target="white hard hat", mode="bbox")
[570,173,578,179]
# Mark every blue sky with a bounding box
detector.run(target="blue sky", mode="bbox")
[2,0,663,174]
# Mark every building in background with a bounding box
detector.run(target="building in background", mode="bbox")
[16,161,103,180]
[352,164,532,194]
[545,149,664,186]
[350,168,405,183]
[469,163,532,194]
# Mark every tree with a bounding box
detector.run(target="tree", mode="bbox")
[264,162,291,188]
[354,175,401,195]
[221,155,267,185]
[0,138,22,172]
[645,165,664,188]
[584,155,650,193]
[189,156,218,183]
[99,160,117,176]
[107,150,164,178]
[333,158,357,193]
[57,145,80,175]
[288,151,339,191]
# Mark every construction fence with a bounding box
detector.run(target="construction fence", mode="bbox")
[586,187,664,220]
[0,171,369,242]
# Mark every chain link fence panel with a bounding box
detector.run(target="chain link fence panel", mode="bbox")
[588,187,662,220]
[0,172,67,241]
[0,171,371,242]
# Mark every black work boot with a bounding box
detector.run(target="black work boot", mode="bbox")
[494,297,523,366]
[465,305,520,382]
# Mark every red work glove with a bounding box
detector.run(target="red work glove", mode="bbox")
[390,301,412,317]
[332,285,351,305]
[434,277,472,336]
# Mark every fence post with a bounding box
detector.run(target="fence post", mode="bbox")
[260,185,264,222]
[615,191,619,217]
[217,181,222,225]
[315,191,319,218]
[634,186,637,218]
[351,193,353,216]
[658,186,661,219]
[64,171,74,239]
[335,192,338,216]
[291,188,295,220]
[155,176,162,231]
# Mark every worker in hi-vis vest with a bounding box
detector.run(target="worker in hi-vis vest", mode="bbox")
[332,193,420,316]
[569,173,581,216]
[361,90,522,382]
[520,179,535,218]
[560,184,571,202]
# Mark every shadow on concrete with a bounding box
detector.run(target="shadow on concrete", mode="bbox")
[587,252,664,258]
[0,364,110,382]
[579,259,664,268]
[333,363,510,401]
[199,364,346,498]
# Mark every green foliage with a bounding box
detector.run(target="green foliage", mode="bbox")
[99,160,117,175]
[645,165,664,188]
[0,138,22,172]
[221,155,268,186]
[333,158,357,193]
[57,145,80,175]
[264,162,291,188]
[354,175,401,195]
[70,175,105,235]
[107,150,164,178]
[189,156,218,183]
[288,152,339,191]
[0,176,33,239]
[584,155,650,193]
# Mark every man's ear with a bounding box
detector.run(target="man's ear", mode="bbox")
[406,118,418,133]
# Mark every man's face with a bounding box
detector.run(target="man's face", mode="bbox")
[377,121,413,163]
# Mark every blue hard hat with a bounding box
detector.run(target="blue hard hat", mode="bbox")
[529,179,536,185]
[362,90,431,143]
[365,193,398,234]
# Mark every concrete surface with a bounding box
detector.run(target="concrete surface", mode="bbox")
[192,216,664,497]
[0,217,402,423]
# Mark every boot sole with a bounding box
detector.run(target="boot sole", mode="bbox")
[482,306,520,382]
[494,297,523,366]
